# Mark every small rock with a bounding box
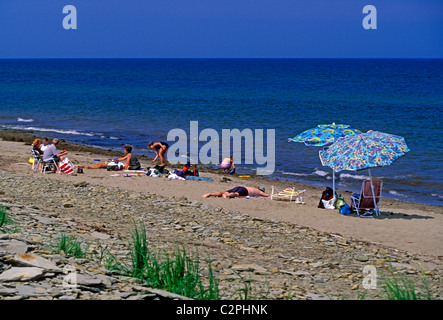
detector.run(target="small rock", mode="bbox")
[0,267,46,282]
[6,253,62,273]
[63,202,74,208]
[0,239,29,254]
[355,255,369,262]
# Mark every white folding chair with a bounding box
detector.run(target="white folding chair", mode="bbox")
[30,149,43,173]
[271,186,306,204]
[41,157,59,174]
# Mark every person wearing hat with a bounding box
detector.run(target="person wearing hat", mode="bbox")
[202,186,269,198]
[182,161,192,176]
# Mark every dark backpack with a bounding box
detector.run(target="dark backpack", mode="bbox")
[318,187,335,208]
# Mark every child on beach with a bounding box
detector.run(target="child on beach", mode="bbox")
[86,145,140,171]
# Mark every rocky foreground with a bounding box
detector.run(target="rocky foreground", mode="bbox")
[0,170,441,300]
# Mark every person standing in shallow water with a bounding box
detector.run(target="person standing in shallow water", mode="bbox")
[148,141,169,166]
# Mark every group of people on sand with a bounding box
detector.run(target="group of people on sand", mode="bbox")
[84,141,168,171]
[31,138,268,199]
[32,137,68,173]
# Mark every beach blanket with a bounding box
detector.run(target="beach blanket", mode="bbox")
[185,176,213,181]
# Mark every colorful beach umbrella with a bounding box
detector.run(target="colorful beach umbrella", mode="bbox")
[288,123,362,146]
[319,130,410,215]
[289,123,363,199]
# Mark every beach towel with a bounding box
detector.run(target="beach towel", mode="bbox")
[185,176,213,181]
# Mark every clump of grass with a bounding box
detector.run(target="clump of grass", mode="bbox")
[0,206,7,229]
[105,221,221,300]
[0,205,17,233]
[230,272,270,300]
[381,263,433,300]
[56,233,86,258]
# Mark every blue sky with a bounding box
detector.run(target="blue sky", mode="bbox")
[0,0,441,58]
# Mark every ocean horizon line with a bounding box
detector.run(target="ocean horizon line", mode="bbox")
[1,57,442,60]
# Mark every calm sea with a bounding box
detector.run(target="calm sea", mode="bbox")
[0,59,442,206]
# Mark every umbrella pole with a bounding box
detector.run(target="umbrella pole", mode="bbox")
[332,170,336,199]
[368,169,379,216]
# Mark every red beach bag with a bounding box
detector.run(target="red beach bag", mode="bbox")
[60,158,74,175]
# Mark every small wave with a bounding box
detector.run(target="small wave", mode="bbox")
[313,169,329,177]
[339,173,368,180]
[389,190,407,197]
[431,193,443,200]
[109,136,119,140]
[281,171,310,177]
[1,125,97,137]
[17,117,34,122]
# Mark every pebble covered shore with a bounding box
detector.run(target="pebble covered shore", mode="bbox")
[0,170,441,300]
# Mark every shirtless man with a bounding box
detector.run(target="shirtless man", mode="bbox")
[202,186,270,198]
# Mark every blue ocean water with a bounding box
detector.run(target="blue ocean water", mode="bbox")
[0,59,442,206]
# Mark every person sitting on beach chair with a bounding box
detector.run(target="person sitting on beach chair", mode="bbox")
[40,137,50,152]
[42,138,68,173]
[86,145,140,171]
[202,186,270,198]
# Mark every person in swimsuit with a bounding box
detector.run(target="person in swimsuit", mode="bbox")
[201,186,270,198]
[148,141,169,166]
[220,156,235,173]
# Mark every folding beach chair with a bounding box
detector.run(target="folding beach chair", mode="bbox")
[271,186,306,204]
[30,149,43,173]
[41,157,59,174]
[350,179,383,216]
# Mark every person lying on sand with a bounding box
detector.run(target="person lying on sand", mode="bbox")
[85,161,124,170]
[202,186,270,198]
[85,145,141,171]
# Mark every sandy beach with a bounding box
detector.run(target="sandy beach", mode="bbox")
[1,133,442,260]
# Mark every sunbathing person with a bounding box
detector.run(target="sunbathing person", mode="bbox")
[202,186,270,198]
[85,161,124,170]
[86,145,140,170]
